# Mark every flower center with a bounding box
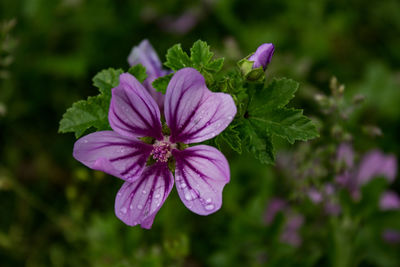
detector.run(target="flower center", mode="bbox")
[151,138,175,163]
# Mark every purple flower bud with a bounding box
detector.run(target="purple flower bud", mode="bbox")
[382,229,400,244]
[379,191,400,211]
[248,43,274,70]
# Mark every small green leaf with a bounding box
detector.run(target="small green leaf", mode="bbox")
[249,108,319,144]
[249,78,299,114]
[92,68,123,96]
[164,44,192,71]
[205,58,224,72]
[238,119,275,164]
[218,125,242,153]
[128,64,148,83]
[152,73,174,94]
[190,40,214,68]
[59,95,110,138]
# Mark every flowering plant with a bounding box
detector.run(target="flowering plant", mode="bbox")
[59,40,318,228]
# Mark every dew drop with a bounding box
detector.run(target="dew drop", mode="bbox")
[137,204,143,210]
[142,190,147,194]
[228,116,233,120]
[83,140,88,143]
[206,198,212,204]
[120,207,127,214]
[185,191,192,201]
[180,183,187,189]
[205,204,214,210]
[154,193,161,199]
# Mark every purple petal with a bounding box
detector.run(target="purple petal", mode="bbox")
[73,131,152,182]
[128,39,164,78]
[336,142,354,169]
[357,150,397,185]
[114,163,174,229]
[164,68,236,144]
[248,43,274,69]
[127,39,167,109]
[109,73,163,140]
[380,191,400,211]
[172,145,230,215]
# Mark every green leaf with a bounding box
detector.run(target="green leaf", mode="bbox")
[238,119,275,164]
[152,73,174,94]
[190,40,214,68]
[216,125,242,153]
[164,44,192,71]
[92,68,123,96]
[205,58,224,72]
[59,95,110,138]
[249,108,319,144]
[128,64,147,83]
[249,78,299,114]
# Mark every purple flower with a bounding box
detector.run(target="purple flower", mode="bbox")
[336,142,354,169]
[307,187,323,204]
[158,10,199,35]
[263,198,286,224]
[379,191,400,211]
[357,150,397,185]
[248,43,274,70]
[334,144,398,200]
[280,214,304,247]
[127,39,170,110]
[73,68,236,228]
[382,229,400,244]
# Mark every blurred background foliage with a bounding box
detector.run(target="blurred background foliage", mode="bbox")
[1,0,400,266]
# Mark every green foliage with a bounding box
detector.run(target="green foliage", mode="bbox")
[128,64,148,83]
[92,68,123,96]
[152,73,173,94]
[59,68,123,137]
[234,78,318,164]
[164,40,224,86]
[215,125,242,154]
[59,95,110,138]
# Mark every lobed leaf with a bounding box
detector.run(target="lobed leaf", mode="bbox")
[128,64,148,83]
[152,73,174,94]
[164,44,192,71]
[92,68,123,96]
[58,95,110,138]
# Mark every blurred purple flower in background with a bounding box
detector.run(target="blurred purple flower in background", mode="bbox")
[335,144,398,199]
[280,214,304,247]
[73,68,236,228]
[380,191,400,211]
[382,229,400,244]
[158,10,199,35]
[127,39,170,110]
[248,43,275,70]
[263,198,286,224]
[264,198,304,247]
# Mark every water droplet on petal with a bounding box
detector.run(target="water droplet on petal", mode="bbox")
[142,190,147,194]
[180,183,187,189]
[228,116,233,120]
[137,204,143,210]
[185,191,192,201]
[120,207,127,214]
[130,204,134,210]
[206,198,212,204]
[205,204,214,210]
[155,193,161,199]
